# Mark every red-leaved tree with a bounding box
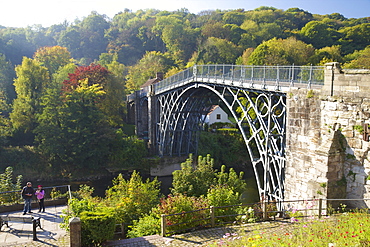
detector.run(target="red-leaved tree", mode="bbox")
[62,63,110,92]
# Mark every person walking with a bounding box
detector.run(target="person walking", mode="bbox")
[35,185,45,213]
[21,182,34,215]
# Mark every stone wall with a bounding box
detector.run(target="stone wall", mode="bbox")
[285,63,370,208]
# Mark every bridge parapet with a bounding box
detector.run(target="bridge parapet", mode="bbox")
[153,64,325,95]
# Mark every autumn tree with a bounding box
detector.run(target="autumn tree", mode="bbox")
[33,46,72,76]
[10,57,49,144]
[35,79,114,172]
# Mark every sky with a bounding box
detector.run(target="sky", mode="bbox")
[1,0,370,28]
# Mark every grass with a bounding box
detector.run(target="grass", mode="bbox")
[208,210,370,246]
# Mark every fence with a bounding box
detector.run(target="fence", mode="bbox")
[0,185,72,206]
[160,198,370,237]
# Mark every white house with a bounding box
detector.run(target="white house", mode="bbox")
[203,105,232,125]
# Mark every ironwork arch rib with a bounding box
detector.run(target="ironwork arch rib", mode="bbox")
[156,82,286,204]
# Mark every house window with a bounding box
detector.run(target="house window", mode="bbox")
[216,114,221,120]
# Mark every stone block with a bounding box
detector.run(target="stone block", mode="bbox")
[342,130,354,138]
[347,138,363,150]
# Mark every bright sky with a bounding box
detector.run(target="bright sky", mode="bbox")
[1,0,370,28]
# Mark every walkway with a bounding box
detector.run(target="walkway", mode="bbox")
[0,205,294,247]
[0,205,69,247]
[105,220,293,247]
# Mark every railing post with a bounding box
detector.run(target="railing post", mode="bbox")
[308,64,313,89]
[69,217,81,247]
[210,206,215,227]
[161,214,166,237]
[318,199,323,218]
[32,219,38,241]
[263,201,268,220]
[67,185,72,200]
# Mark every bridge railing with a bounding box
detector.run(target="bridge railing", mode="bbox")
[153,64,325,95]
[0,185,72,205]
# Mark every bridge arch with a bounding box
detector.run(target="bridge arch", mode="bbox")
[155,81,286,202]
[130,64,325,205]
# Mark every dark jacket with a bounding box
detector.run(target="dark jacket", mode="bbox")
[21,186,34,199]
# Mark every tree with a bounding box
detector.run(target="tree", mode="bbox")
[0,167,22,203]
[343,46,370,69]
[10,57,49,144]
[104,172,161,224]
[58,27,82,59]
[62,63,110,91]
[222,11,246,25]
[63,63,125,125]
[339,23,370,55]
[0,53,15,105]
[247,37,315,65]
[79,12,110,63]
[171,154,247,197]
[153,15,198,64]
[300,20,341,49]
[35,79,114,172]
[195,37,243,64]
[33,46,72,76]
[125,51,174,93]
[309,45,343,65]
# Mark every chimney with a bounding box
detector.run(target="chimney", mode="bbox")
[156,72,164,81]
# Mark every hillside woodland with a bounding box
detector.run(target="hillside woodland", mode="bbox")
[0,7,369,179]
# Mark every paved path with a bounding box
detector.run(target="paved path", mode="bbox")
[0,205,294,247]
[0,205,69,247]
[105,220,293,247]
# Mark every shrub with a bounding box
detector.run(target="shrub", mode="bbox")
[207,184,241,223]
[80,210,116,246]
[0,166,23,204]
[104,172,161,224]
[127,212,161,238]
[60,185,100,229]
[154,194,209,235]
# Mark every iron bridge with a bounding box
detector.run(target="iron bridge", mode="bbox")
[130,64,324,204]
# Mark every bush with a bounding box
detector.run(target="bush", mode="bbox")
[0,166,23,205]
[127,212,161,238]
[207,184,241,223]
[80,210,116,246]
[154,194,209,235]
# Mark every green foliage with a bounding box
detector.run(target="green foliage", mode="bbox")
[247,37,314,65]
[127,212,161,238]
[343,46,370,69]
[10,57,50,144]
[171,154,247,198]
[80,210,116,247]
[108,129,148,170]
[171,154,215,197]
[306,89,314,98]
[198,131,250,170]
[0,166,23,204]
[104,172,161,224]
[61,185,100,229]
[353,125,365,134]
[207,184,241,223]
[154,194,209,235]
